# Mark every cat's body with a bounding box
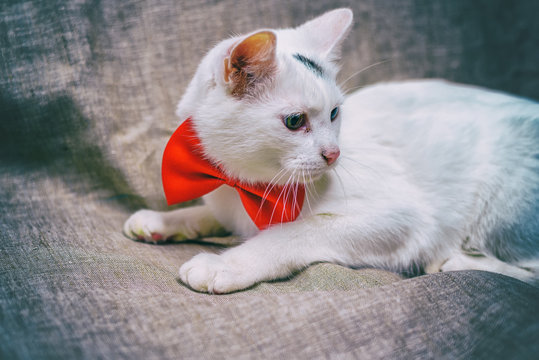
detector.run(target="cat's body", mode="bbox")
[124,9,539,293]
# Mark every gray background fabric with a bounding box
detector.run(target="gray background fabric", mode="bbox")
[1,0,538,359]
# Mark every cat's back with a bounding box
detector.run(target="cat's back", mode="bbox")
[340,80,538,258]
[341,79,539,173]
[342,79,538,136]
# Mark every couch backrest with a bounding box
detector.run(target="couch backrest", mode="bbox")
[1,0,537,209]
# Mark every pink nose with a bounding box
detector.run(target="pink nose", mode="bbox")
[321,148,340,165]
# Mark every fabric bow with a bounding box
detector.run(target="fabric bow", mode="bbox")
[161,118,305,230]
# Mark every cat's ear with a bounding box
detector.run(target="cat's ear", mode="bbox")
[223,31,277,97]
[298,8,353,62]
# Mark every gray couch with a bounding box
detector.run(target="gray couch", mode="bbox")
[1,1,538,359]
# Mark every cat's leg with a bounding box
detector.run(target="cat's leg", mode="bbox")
[438,251,537,284]
[123,205,229,244]
[178,213,409,293]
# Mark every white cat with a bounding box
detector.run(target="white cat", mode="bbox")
[124,8,539,293]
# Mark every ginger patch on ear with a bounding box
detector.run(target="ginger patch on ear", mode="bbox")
[224,31,277,97]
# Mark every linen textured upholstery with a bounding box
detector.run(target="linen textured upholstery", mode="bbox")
[1,1,538,359]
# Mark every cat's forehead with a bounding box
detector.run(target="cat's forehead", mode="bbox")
[276,29,338,73]
[272,53,342,112]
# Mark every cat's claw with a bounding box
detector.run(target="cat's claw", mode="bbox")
[123,209,169,243]
[179,253,252,294]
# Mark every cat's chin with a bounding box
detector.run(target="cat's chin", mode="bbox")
[305,170,329,183]
[275,168,329,186]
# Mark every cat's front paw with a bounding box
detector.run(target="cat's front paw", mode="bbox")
[123,209,169,243]
[179,253,254,294]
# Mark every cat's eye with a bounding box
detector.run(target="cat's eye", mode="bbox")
[330,107,339,121]
[284,113,306,130]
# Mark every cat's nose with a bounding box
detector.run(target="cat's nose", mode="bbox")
[321,147,340,165]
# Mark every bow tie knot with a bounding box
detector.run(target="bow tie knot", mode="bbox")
[224,178,237,188]
[161,118,305,230]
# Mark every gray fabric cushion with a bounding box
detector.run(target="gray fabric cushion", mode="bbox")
[1,1,538,359]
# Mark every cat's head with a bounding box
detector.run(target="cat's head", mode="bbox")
[176,8,353,185]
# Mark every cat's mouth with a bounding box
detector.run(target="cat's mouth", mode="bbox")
[276,166,331,186]
[275,155,337,185]
[306,167,333,182]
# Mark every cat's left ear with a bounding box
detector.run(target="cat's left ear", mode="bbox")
[223,31,277,98]
[298,8,353,62]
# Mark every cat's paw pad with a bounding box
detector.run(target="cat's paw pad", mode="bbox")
[179,253,250,294]
[123,209,168,243]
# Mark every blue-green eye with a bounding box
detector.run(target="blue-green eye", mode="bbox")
[284,113,306,130]
[330,107,339,121]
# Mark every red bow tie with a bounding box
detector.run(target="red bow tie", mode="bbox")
[161,118,305,230]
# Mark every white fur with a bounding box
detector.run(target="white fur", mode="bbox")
[124,9,539,293]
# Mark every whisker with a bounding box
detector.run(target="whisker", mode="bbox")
[340,155,380,177]
[332,168,349,210]
[255,168,289,221]
[311,173,320,198]
[304,173,317,201]
[269,170,295,227]
[281,169,297,224]
[339,59,391,88]
[301,170,314,215]
[343,84,369,96]
[292,175,300,219]
[262,168,288,199]
[337,163,365,188]
[306,173,322,210]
